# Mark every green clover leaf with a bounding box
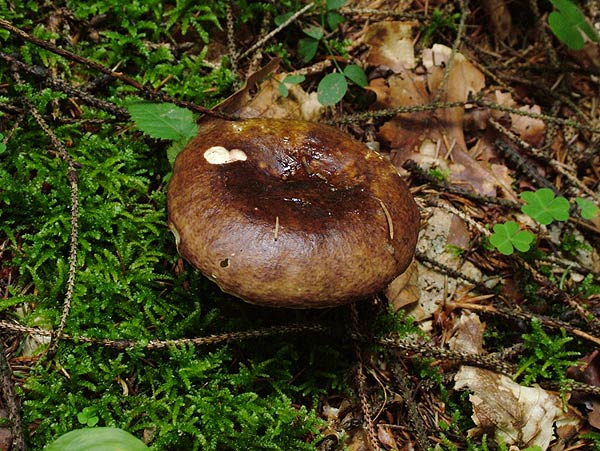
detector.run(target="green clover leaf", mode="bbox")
[278,74,306,97]
[317,72,348,106]
[548,0,599,50]
[489,221,535,255]
[521,188,569,225]
[576,197,599,220]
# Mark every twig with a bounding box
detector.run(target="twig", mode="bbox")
[390,358,432,451]
[10,69,80,359]
[0,341,26,451]
[0,18,232,119]
[1,52,128,118]
[238,3,314,60]
[402,160,521,208]
[351,304,381,451]
[430,0,468,104]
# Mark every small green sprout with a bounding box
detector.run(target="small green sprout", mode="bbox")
[0,133,5,153]
[548,0,599,50]
[521,188,569,225]
[489,221,535,255]
[126,102,198,165]
[76,406,99,427]
[576,197,600,220]
[317,64,368,106]
[278,74,306,97]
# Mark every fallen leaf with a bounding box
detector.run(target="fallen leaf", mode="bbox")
[448,312,485,355]
[451,314,581,450]
[510,105,545,147]
[375,44,520,199]
[454,367,570,450]
[385,259,420,312]
[364,21,418,71]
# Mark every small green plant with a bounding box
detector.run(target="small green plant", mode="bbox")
[521,188,569,225]
[421,7,462,48]
[489,221,535,255]
[278,74,306,97]
[278,0,368,106]
[548,0,599,50]
[45,427,149,451]
[489,188,599,255]
[126,102,198,165]
[576,197,600,219]
[77,407,99,427]
[514,319,579,403]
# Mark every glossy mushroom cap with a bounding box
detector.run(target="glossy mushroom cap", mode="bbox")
[167,118,419,308]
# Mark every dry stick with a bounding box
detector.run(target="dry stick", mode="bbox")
[390,359,432,451]
[11,68,80,359]
[1,52,129,118]
[0,341,26,451]
[350,304,381,451]
[474,97,600,134]
[430,0,468,104]
[332,100,469,124]
[403,160,521,208]
[0,18,231,119]
[238,3,314,60]
[0,320,331,350]
[448,300,600,347]
[527,0,559,68]
[490,118,600,203]
[225,4,238,74]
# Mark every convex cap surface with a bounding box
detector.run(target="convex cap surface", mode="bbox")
[167,118,419,308]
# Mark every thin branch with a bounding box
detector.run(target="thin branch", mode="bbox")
[0,18,233,119]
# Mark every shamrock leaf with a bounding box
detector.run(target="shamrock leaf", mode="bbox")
[576,197,599,220]
[489,221,535,255]
[521,188,569,225]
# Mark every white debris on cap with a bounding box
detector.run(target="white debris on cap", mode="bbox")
[203,146,248,164]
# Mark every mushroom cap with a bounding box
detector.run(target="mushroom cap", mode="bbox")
[167,118,419,308]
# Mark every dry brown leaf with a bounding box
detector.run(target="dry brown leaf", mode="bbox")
[448,312,485,354]
[454,367,570,450]
[410,205,482,321]
[212,59,323,121]
[451,314,580,450]
[385,259,420,312]
[364,21,418,71]
[510,105,545,147]
[377,424,399,450]
[374,44,519,199]
[481,0,512,43]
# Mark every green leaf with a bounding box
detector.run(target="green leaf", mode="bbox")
[521,188,570,225]
[274,11,294,26]
[45,427,149,451]
[298,37,319,62]
[279,75,306,98]
[576,197,600,220]
[126,102,197,141]
[343,64,368,87]
[548,0,599,50]
[167,136,192,166]
[317,72,348,106]
[489,221,535,255]
[327,11,345,30]
[327,0,346,10]
[302,25,324,40]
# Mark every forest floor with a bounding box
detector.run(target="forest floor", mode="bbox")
[1,0,600,450]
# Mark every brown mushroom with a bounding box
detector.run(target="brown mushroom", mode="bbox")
[167,118,419,308]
